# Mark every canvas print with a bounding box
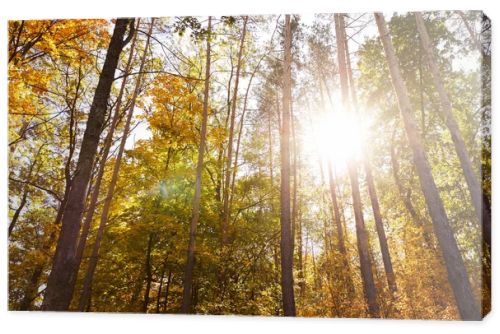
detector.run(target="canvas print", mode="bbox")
[8,11,491,320]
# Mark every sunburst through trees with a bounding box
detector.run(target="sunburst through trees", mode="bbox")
[8,12,490,319]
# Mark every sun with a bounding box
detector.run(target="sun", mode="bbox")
[303,105,365,174]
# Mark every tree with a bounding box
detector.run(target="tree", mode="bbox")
[343,17,397,294]
[334,13,379,317]
[222,16,249,247]
[42,18,135,311]
[374,12,480,320]
[279,14,296,317]
[415,12,489,243]
[77,19,154,311]
[415,14,491,308]
[70,19,140,300]
[181,16,212,314]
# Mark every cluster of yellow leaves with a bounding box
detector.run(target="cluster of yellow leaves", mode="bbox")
[9,19,110,65]
[8,19,111,145]
[146,74,204,145]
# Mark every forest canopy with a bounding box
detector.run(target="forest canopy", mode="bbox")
[8,12,491,320]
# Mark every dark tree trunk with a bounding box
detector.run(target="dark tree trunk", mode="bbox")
[279,14,296,317]
[70,22,139,294]
[42,18,134,311]
[77,19,152,312]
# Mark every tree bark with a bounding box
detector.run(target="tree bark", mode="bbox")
[375,12,480,320]
[70,20,139,300]
[77,19,153,311]
[42,18,134,311]
[181,16,212,314]
[279,14,296,317]
[335,13,379,317]
[343,27,397,294]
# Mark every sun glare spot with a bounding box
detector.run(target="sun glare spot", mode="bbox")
[304,107,366,174]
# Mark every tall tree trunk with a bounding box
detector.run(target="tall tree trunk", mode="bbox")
[181,16,212,314]
[42,18,134,311]
[222,16,248,246]
[279,14,296,317]
[142,233,154,313]
[70,20,139,299]
[375,13,480,320]
[335,13,379,317]
[343,28,397,294]
[77,19,153,311]
[415,14,491,304]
